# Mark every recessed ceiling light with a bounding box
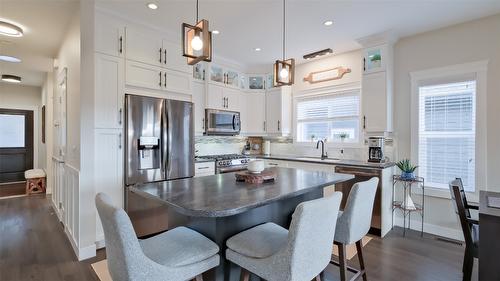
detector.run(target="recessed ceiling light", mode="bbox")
[254,48,261,52]
[0,55,21,63]
[147,3,158,10]
[212,30,220,35]
[0,21,23,37]
[1,74,21,83]
[323,20,333,26]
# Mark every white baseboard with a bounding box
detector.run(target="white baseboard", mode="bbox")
[95,237,106,250]
[393,217,463,241]
[63,226,96,261]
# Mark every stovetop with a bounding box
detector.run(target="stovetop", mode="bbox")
[197,154,254,168]
[197,154,251,161]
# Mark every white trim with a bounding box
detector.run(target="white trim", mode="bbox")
[393,217,463,241]
[410,60,488,199]
[1,104,40,169]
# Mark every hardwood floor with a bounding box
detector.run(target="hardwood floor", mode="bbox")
[0,195,477,281]
[0,182,26,197]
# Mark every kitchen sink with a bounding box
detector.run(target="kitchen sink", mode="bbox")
[294,157,342,163]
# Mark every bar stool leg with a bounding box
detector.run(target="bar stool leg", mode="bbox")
[356,240,368,281]
[240,268,250,281]
[339,243,347,281]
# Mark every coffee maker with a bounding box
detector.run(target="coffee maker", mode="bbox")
[368,137,385,163]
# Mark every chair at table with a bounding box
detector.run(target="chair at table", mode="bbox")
[449,178,479,281]
[331,177,379,281]
[95,193,220,281]
[225,192,343,281]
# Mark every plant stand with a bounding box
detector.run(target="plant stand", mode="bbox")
[392,175,425,237]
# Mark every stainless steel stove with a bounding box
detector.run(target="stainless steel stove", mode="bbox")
[197,154,255,174]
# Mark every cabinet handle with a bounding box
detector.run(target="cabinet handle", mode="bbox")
[197,166,210,170]
[159,72,162,87]
[119,36,123,54]
[363,116,366,129]
[118,133,122,149]
[164,72,167,88]
[225,97,228,108]
[363,58,366,72]
[263,121,266,131]
[164,49,167,64]
[269,163,278,166]
[222,97,225,108]
[202,69,206,81]
[202,118,205,129]
[277,120,280,131]
[159,48,162,63]
[118,108,122,125]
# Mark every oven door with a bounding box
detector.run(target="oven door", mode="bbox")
[205,109,240,135]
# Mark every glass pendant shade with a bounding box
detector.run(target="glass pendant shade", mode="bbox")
[182,19,212,65]
[273,58,295,86]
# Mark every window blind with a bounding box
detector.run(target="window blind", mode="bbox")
[296,92,360,143]
[418,80,476,191]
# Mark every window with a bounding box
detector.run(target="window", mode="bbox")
[296,91,360,143]
[0,114,25,148]
[418,80,476,191]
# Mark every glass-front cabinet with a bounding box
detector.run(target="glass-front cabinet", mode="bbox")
[363,45,387,74]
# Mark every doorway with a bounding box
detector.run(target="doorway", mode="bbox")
[0,108,34,196]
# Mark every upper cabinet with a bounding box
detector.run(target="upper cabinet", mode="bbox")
[95,53,124,129]
[243,91,266,135]
[95,14,125,58]
[206,83,242,112]
[125,27,163,67]
[265,86,292,136]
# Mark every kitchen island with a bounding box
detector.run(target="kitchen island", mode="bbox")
[129,167,354,281]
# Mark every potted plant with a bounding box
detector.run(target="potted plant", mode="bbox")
[396,159,418,180]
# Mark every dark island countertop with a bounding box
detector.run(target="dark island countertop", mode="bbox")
[129,167,354,218]
[257,154,395,169]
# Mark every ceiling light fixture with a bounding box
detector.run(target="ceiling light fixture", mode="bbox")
[147,3,158,10]
[0,55,21,63]
[303,48,333,60]
[273,0,295,87]
[1,74,21,83]
[254,47,261,51]
[323,20,333,26]
[182,0,212,65]
[212,30,220,35]
[0,21,24,37]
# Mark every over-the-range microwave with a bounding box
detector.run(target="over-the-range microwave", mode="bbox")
[205,109,241,136]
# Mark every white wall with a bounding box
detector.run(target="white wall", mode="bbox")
[41,72,54,192]
[393,14,500,238]
[0,83,44,169]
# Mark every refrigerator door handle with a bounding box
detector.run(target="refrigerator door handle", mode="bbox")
[232,114,236,130]
[161,102,168,173]
[166,101,173,176]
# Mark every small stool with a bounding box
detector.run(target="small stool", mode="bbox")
[24,169,46,195]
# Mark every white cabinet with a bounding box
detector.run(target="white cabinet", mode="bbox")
[164,69,192,95]
[362,71,393,133]
[95,53,124,129]
[243,91,266,134]
[224,87,241,112]
[263,159,289,168]
[265,87,292,135]
[194,162,215,177]
[206,83,243,111]
[162,40,192,74]
[94,128,123,240]
[125,60,163,90]
[125,27,163,67]
[192,81,206,134]
[95,14,125,57]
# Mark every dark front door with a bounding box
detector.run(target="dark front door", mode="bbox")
[0,108,34,183]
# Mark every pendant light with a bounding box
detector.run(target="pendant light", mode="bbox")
[182,0,212,65]
[273,0,294,87]
[0,21,23,37]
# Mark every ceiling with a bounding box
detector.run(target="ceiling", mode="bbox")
[0,0,78,86]
[97,0,500,72]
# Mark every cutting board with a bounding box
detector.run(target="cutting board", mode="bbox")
[235,169,277,184]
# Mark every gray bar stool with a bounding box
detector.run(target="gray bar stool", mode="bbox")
[95,193,220,281]
[226,192,343,281]
[331,177,379,281]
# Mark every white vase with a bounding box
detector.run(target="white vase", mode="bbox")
[402,193,416,210]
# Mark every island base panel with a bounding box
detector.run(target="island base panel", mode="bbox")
[167,189,323,281]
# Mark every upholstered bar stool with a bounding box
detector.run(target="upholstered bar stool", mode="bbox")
[226,192,343,281]
[95,193,220,281]
[331,177,379,281]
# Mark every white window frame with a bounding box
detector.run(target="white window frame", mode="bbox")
[410,61,488,201]
[293,82,362,148]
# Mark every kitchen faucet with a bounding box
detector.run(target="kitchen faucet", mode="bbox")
[316,140,328,160]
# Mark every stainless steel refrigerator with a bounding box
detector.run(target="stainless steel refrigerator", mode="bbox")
[124,94,194,237]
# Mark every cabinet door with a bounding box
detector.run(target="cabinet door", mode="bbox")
[192,81,206,134]
[95,14,124,57]
[206,83,224,110]
[224,87,241,112]
[95,54,124,129]
[263,159,288,168]
[362,71,387,132]
[245,92,266,134]
[94,128,123,240]
[125,27,163,67]
[265,89,282,134]
[125,60,163,90]
[162,40,191,74]
[164,69,192,95]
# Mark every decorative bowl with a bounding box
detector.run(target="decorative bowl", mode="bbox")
[247,159,265,174]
